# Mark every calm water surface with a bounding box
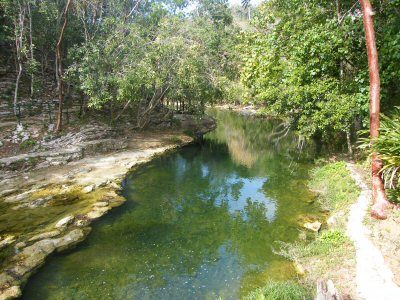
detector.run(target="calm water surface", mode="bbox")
[23,110,319,299]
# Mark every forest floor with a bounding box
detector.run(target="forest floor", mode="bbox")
[0,128,193,299]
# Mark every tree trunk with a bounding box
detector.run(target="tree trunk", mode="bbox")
[27,3,34,98]
[346,129,353,157]
[359,0,390,219]
[55,0,73,132]
[13,3,26,117]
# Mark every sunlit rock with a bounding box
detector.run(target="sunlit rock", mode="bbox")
[55,216,74,228]
[303,221,322,232]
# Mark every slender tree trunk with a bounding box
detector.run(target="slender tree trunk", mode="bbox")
[346,129,353,157]
[13,3,26,117]
[55,0,73,132]
[360,0,390,219]
[27,3,34,98]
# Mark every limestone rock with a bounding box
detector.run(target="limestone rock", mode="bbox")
[11,239,57,277]
[0,272,15,290]
[303,221,322,232]
[109,181,120,190]
[14,242,26,251]
[0,189,16,198]
[93,201,109,208]
[75,219,90,227]
[53,229,88,252]
[55,215,74,228]
[0,286,21,300]
[0,236,15,250]
[86,206,110,220]
[82,184,95,194]
[28,230,61,242]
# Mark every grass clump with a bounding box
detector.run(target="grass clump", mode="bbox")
[309,161,359,212]
[245,281,312,300]
[20,138,37,150]
[276,229,349,261]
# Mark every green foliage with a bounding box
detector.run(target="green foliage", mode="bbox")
[309,161,359,211]
[19,138,37,150]
[67,1,241,120]
[239,0,400,141]
[245,280,312,300]
[359,108,400,202]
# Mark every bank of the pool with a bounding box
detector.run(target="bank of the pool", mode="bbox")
[0,132,195,300]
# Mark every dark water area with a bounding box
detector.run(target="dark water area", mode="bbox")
[23,109,320,299]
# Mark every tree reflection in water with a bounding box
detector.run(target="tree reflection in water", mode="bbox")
[23,110,319,299]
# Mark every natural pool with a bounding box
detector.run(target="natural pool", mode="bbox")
[23,110,320,299]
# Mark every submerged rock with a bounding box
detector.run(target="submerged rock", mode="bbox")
[55,216,74,228]
[303,221,322,232]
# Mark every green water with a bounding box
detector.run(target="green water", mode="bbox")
[23,110,320,299]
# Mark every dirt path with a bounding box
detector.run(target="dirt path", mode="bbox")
[346,163,400,299]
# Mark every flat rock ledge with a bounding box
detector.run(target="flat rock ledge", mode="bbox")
[0,134,194,299]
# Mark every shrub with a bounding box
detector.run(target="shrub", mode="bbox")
[359,108,400,202]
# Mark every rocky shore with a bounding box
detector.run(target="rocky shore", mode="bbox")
[0,114,215,299]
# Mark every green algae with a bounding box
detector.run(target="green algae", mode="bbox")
[23,110,323,299]
[0,184,123,252]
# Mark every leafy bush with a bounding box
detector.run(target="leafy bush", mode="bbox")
[245,281,312,300]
